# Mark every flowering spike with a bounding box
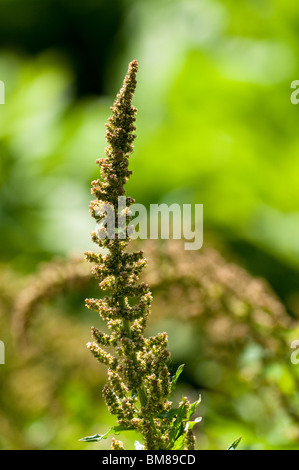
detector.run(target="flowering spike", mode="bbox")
[83,60,200,450]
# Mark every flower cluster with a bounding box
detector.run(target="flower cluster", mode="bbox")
[82,60,200,450]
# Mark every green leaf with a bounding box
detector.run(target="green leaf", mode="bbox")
[158,407,180,419]
[184,416,202,431]
[79,424,133,442]
[160,395,201,448]
[227,436,242,450]
[169,398,188,444]
[159,396,201,421]
[187,395,201,420]
[172,434,185,450]
[171,364,185,393]
[79,433,109,442]
[134,440,144,450]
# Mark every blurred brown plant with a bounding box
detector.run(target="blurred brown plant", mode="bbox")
[11,256,91,347]
[6,238,299,447]
[11,239,292,352]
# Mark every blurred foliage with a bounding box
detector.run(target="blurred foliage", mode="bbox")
[3,240,299,450]
[0,0,299,450]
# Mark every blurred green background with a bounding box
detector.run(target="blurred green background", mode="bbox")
[1,0,299,450]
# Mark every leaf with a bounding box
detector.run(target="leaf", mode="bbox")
[134,440,144,450]
[171,364,185,393]
[227,436,242,450]
[159,396,201,421]
[79,424,133,442]
[79,433,108,442]
[187,395,201,420]
[172,434,185,450]
[184,416,202,431]
[160,395,202,448]
[158,407,181,419]
[169,398,188,444]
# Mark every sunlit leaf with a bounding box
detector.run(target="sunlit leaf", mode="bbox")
[172,434,185,450]
[185,416,202,431]
[134,440,144,450]
[187,395,201,420]
[171,364,185,393]
[79,424,133,442]
[227,436,242,450]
